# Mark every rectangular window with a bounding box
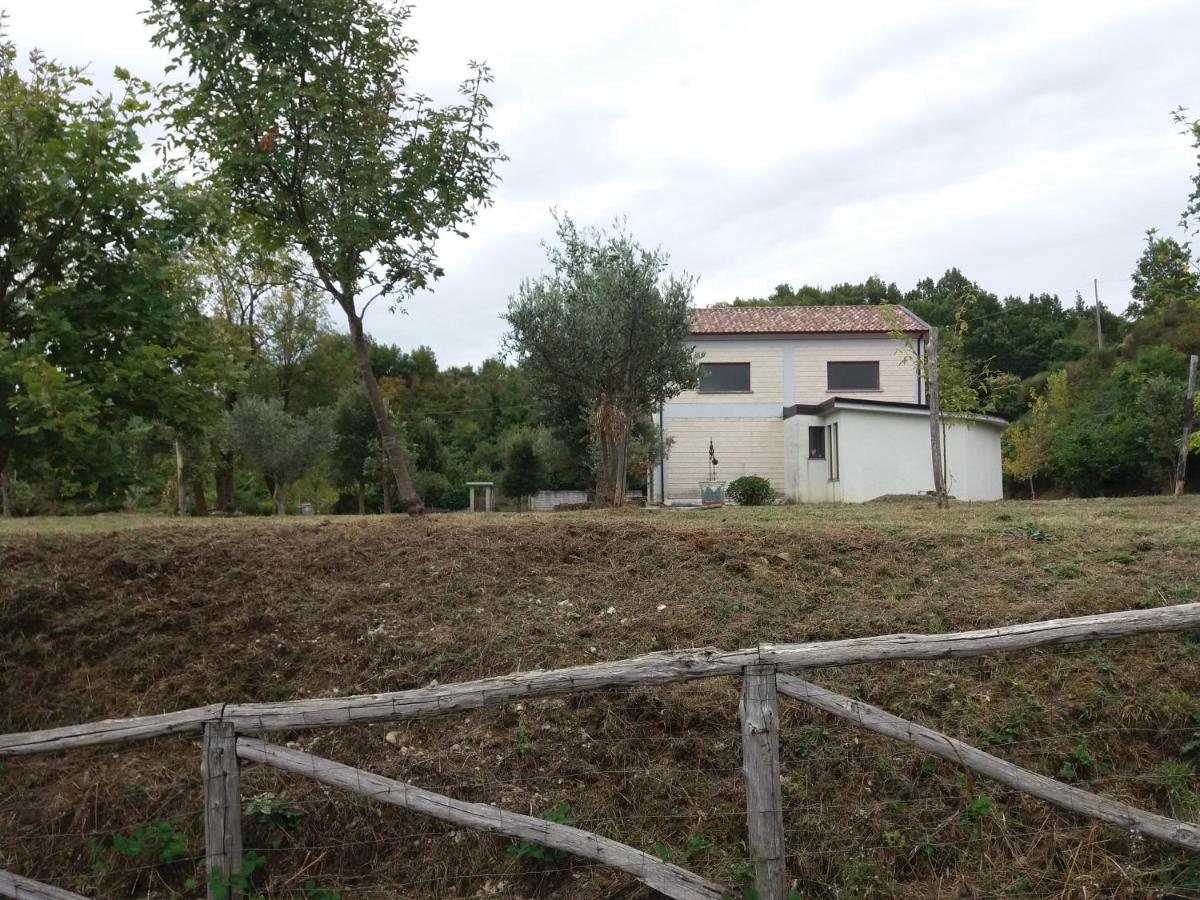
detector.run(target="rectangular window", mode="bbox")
[827,361,880,391]
[808,426,825,459]
[699,362,751,392]
[827,423,840,481]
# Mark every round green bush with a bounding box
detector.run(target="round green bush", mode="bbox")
[726,475,775,506]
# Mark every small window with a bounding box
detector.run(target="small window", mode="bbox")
[827,423,840,481]
[827,361,880,391]
[808,426,825,459]
[699,362,751,392]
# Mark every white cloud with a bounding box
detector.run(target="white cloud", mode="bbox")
[5,0,1199,365]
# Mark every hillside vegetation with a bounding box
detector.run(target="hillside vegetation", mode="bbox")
[3,499,1200,897]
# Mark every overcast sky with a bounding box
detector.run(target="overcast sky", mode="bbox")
[6,0,1200,366]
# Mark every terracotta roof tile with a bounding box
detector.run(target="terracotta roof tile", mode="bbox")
[690,305,927,335]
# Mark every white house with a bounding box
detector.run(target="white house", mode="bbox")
[653,306,1007,504]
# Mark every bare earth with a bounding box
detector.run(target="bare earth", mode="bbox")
[2,498,1199,898]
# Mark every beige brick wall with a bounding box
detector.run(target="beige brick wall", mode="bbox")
[674,343,784,405]
[793,336,917,404]
[664,417,784,500]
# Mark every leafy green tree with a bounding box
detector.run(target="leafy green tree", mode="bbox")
[506,216,701,506]
[226,397,333,514]
[0,25,220,512]
[148,0,504,512]
[500,431,542,508]
[331,385,377,514]
[1003,390,1052,498]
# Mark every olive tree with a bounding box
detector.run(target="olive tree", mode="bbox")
[505,216,700,506]
[147,0,503,512]
[226,397,333,514]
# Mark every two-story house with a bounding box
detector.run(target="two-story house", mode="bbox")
[654,306,1006,503]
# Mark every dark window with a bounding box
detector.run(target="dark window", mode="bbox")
[808,426,825,459]
[699,362,751,392]
[827,361,880,391]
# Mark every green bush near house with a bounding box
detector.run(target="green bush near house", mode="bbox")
[727,475,776,506]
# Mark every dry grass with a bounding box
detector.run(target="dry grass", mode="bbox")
[2,498,1199,898]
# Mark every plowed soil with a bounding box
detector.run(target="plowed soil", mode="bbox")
[2,499,1199,898]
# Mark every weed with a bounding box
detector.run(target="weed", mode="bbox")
[1057,738,1095,782]
[208,850,266,900]
[1156,760,1198,817]
[515,720,535,758]
[506,802,576,863]
[92,818,189,874]
[244,792,304,848]
[302,881,342,900]
[789,724,830,758]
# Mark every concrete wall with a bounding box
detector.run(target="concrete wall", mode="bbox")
[808,407,1004,503]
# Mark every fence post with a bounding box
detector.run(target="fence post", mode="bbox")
[202,720,243,899]
[740,664,786,899]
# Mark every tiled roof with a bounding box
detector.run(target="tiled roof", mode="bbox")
[690,305,927,335]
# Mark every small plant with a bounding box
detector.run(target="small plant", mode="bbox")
[1157,759,1198,817]
[207,850,266,900]
[726,475,775,506]
[93,818,189,874]
[515,720,535,758]
[244,792,305,848]
[1058,738,1096,782]
[507,802,577,863]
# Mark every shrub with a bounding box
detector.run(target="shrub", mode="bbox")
[726,475,775,506]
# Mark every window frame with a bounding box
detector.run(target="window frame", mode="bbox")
[826,360,881,392]
[827,422,840,481]
[808,425,826,460]
[698,361,752,394]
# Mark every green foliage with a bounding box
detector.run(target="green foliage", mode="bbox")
[92,818,189,878]
[207,849,266,900]
[506,215,701,505]
[506,802,576,863]
[226,398,334,513]
[301,881,342,900]
[244,792,305,848]
[501,430,543,501]
[1058,738,1096,782]
[726,475,776,506]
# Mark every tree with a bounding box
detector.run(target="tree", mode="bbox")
[226,397,332,514]
[500,430,542,508]
[1003,390,1052,498]
[148,0,503,512]
[0,24,220,512]
[331,385,377,514]
[505,216,702,506]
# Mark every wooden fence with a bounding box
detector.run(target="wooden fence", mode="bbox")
[2,601,1199,900]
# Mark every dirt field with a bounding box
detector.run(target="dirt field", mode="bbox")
[2,498,1199,898]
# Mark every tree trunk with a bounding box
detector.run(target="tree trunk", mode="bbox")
[1029,475,1036,501]
[1175,354,1198,497]
[191,479,208,517]
[272,482,288,516]
[927,328,948,509]
[0,446,12,518]
[357,486,366,516]
[382,475,392,514]
[345,311,421,513]
[174,439,188,517]
[215,451,236,514]
[592,398,632,508]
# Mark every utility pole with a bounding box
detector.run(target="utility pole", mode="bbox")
[1093,279,1104,349]
[1175,354,1198,497]
[927,328,948,509]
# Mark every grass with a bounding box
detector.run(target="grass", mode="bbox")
[2,496,1199,897]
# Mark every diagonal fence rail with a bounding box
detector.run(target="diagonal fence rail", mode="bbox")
[2,601,1198,900]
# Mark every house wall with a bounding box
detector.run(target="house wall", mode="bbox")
[799,407,1004,503]
[660,416,784,501]
[671,335,920,408]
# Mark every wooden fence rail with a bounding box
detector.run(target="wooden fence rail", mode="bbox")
[2,601,1199,900]
[3,602,1197,757]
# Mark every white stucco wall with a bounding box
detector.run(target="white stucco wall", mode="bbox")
[795,407,1004,503]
